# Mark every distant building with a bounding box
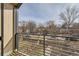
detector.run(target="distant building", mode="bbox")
[59,28,79,35]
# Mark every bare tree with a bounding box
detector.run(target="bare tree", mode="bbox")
[72,22,79,29]
[59,6,79,34]
[26,20,36,34]
[18,21,26,33]
[37,23,45,35]
[46,20,57,35]
[18,21,27,40]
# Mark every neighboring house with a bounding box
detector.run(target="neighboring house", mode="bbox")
[0,3,22,56]
[60,28,79,34]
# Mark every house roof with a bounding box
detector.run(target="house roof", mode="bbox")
[10,3,22,8]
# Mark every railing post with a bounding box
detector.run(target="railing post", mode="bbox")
[1,3,4,56]
[15,33,19,51]
[43,34,45,56]
[43,29,47,56]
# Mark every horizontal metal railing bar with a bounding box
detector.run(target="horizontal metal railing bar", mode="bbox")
[19,42,43,48]
[45,41,79,56]
[45,46,79,56]
[19,41,44,47]
[46,49,69,56]
[17,33,79,39]
[45,46,78,53]
[51,49,69,56]
[16,33,79,56]
[19,49,43,56]
[28,51,43,56]
[19,45,43,49]
[18,47,43,52]
[19,46,43,49]
[18,41,74,55]
[45,44,79,54]
[19,46,43,52]
[18,42,43,49]
[18,41,79,55]
[45,42,79,52]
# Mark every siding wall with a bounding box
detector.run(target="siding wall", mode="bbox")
[0,3,1,36]
[0,3,1,56]
[3,4,14,55]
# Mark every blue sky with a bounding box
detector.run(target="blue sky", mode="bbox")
[18,3,79,25]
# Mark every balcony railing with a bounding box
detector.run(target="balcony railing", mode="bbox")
[16,33,79,56]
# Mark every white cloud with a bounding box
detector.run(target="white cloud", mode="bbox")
[19,3,79,25]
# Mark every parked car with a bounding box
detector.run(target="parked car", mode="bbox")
[66,34,79,41]
[23,33,30,40]
[70,34,79,41]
